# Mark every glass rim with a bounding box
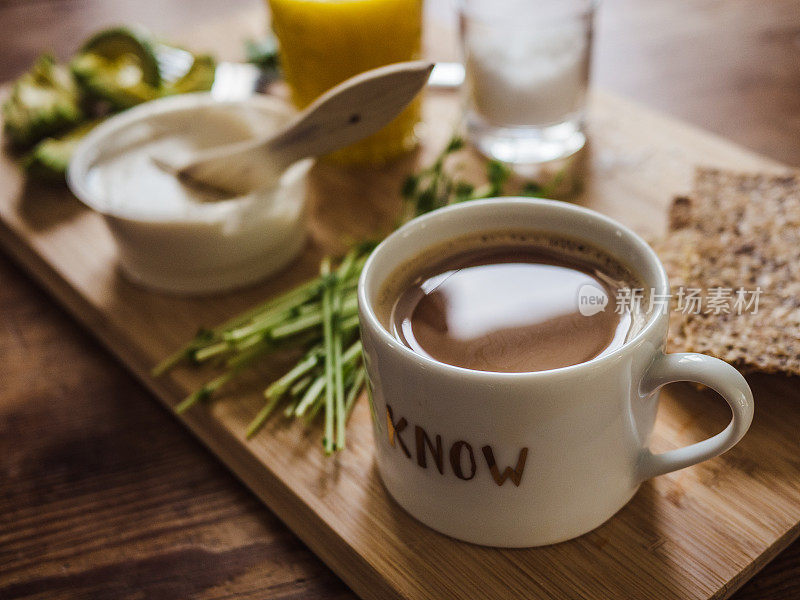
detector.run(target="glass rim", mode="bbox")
[457,0,599,24]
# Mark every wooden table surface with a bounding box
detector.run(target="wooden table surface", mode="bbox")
[2,1,799,598]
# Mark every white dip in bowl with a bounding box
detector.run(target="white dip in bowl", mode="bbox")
[68,92,312,294]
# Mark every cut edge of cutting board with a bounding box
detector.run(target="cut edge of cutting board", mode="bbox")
[0,197,403,600]
[2,87,800,600]
[4,200,800,600]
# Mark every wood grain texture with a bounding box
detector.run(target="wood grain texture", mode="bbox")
[2,1,800,599]
[2,73,800,599]
[0,252,354,600]
[422,0,800,167]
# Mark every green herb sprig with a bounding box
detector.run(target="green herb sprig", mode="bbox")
[154,135,566,452]
[399,136,513,223]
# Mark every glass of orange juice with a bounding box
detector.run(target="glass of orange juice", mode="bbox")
[268,0,424,165]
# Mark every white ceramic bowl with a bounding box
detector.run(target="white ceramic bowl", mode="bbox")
[68,92,312,295]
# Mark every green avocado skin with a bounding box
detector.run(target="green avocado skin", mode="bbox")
[24,120,102,180]
[4,26,217,180]
[2,54,84,148]
[79,25,162,87]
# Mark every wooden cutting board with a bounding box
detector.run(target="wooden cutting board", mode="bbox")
[2,86,800,600]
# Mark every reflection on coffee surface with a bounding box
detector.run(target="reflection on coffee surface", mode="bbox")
[380,232,645,373]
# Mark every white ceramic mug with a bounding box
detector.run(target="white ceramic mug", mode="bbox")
[357,198,754,547]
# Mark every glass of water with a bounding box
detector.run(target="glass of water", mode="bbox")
[459,0,595,164]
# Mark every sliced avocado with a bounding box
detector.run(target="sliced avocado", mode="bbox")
[80,26,161,87]
[72,26,164,109]
[164,54,216,95]
[23,119,102,180]
[71,52,160,109]
[2,54,84,148]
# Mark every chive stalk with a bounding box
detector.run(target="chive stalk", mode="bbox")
[154,135,552,453]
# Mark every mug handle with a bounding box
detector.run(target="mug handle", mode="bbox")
[637,353,754,481]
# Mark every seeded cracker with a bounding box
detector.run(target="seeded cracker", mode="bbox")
[655,168,800,375]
